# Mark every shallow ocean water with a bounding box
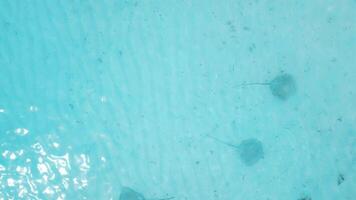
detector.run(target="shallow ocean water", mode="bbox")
[0,0,355,199]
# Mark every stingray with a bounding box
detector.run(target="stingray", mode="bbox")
[298,195,312,200]
[119,187,174,200]
[237,73,297,100]
[207,135,264,166]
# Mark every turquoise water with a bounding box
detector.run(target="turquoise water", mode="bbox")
[1,0,356,199]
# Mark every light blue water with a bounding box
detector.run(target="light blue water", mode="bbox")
[1,1,356,199]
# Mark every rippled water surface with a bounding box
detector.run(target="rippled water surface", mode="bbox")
[1,1,356,199]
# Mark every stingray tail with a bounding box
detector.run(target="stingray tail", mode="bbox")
[206,135,239,148]
[235,82,270,88]
[148,197,174,200]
